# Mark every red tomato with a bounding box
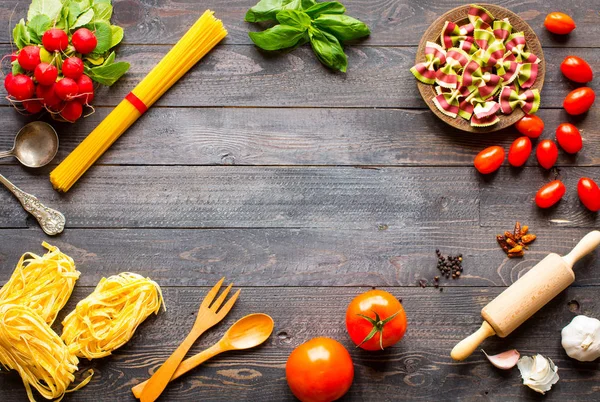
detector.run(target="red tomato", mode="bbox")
[561,56,593,83]
[578,178,600,212]
[556,123,583,154]
[536,140,559,169]
[345,290,407,351]
[474,146,505,174]
[544,12,576,34]
[536,180,566,208]
[564,87,595,115]
[508,137,532,167]
[286,337,354,402]
[515,114,544,138]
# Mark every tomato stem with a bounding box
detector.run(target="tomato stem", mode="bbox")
[356,309,401,350]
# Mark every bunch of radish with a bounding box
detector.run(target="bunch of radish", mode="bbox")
[4,27,97,122]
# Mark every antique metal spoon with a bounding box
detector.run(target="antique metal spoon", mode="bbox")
[0,173,65,236]
[0,122,58,168]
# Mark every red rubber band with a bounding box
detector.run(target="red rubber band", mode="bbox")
[125,92,148,114]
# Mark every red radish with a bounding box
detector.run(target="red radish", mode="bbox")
[34,62,58,86]
[17,46,41,71]
[62,57,84,79]
[72,28,97,54]
[42,28,69,52]
[55,78,79,101]
[8,74,34,100]
[76,74,94,104]
[61,101,83,122]
[22,100,43,114]
[10,52,17,62]
[36,83,62,108]
[4,72,14,93]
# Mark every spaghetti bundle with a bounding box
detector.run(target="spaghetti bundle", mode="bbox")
[50,10,227,192]
[0,242,79,325]
[0,304,91,402]
[62,272,165,359]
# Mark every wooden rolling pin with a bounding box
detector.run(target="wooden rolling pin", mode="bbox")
[451,230,600,361]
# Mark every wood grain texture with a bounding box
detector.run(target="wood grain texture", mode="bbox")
[1,45,596,109]
[481,166,600,228]
[0,286,598,401]
[0,166,479,229]
[0,0,598,47]
[2,107,599,168]
[0,227,598,287]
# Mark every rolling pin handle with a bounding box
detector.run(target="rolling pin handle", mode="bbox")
[450,321,496,361]
[563,231,600,268]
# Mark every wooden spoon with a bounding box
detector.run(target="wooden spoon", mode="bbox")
[132,313,274,398]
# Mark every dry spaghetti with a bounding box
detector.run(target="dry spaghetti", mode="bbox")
[0,242,79,325]
[61,272,165,360]
[50,10,227,192]
[0,304,92,402]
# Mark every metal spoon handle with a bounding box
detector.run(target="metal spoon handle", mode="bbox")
[0,150,14,159]
[0,174,65,236]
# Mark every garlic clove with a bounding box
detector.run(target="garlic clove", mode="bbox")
[517,354,559,394]
[482,349,520,369]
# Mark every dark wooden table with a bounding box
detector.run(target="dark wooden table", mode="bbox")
[1,1,599,400]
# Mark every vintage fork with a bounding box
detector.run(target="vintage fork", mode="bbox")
[139,277,240,402]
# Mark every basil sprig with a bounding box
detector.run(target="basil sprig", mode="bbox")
[245,0,370,72]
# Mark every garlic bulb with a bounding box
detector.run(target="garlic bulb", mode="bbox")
[561,315,600,362]
[517,354,559,394]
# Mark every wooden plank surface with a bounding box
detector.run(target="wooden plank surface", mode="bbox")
[0,45,597,109]
[2,107,599,167]
[0,0,598,47]
[0,286,597,401]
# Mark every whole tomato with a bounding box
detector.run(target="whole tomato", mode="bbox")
[578,178,600,212]
[515,114,544,138]
[508,137,532,167]
[564,87,595,115]
[556,123,583,154]
[536,180,566,208]
[346,290,407,351]
[544,12,576,34]
[286,337,354,402]
[560,56,593,83]
[474,146,505,174]
[536,140,559,169]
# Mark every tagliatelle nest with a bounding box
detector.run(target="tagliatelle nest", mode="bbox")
[0,304,92,402]
[61,272,165,360]
[0,242,80,325]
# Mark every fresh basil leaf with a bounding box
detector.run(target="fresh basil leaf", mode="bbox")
[276,10,311,28]
[88,60,130,85]
[93,3,112,21]
[245,0,292,23]
[12,19,30,49]
[313,14,370,41]
[304,1,345,18]
[73,8,95,29]
[308,27,347,72]
[86,21,112,52]
[27,0,64,23]
[249,25,307,51]
[110,25,124,47]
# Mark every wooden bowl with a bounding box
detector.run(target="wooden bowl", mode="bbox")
[415,4,545,132]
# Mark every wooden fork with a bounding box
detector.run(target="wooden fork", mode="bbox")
[139,277,240,402]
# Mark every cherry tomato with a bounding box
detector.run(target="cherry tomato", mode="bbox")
[536,140,559,169]
[474,146,505,174]
[508,137,532,167]
[544,12,576,35]
[560,56,593,83]
[345,290,407,351]
[564,87,595,115]
[578,178,600,212]
[536,180,566,208]
[286,337,354,402]
[515,114,544,138]
[556,123,582,154]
